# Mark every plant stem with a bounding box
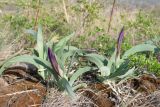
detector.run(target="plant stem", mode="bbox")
[108,0,116,33]
[34,0,40,30]
[62,0,69,23]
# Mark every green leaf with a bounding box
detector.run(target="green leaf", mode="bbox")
[54,33,75,53]
[59,46,80,71]
[43,44,49,60]
[122,44,156,60]
[99,66,110,76]
[84,53,106,68]
[0,55,59,81]
[84,54,109,76]
[25,29,37,40]
[69,66,94,86]
[63,48,84,68]
[107,49,116,72]
[0,55,39,75]
[64,50,78,77]
[72,83,87,91]
[117,67,135,78]
[53,33,75,72]
[36,25,44,59]
[64,46,79,51]
[60,78,75,98]
[108,60,132,79]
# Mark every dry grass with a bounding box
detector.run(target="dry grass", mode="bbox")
[130,91,160,107]
[42,88,96,107]
[105,76,160,107]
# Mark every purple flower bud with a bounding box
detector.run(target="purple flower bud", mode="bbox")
[116,27,124,58]
[48,48,60,76]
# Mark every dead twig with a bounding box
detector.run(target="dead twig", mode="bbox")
[108,0,116,33]
[62,0,69,23]
[0,89,38,98]
[34,0,41,30]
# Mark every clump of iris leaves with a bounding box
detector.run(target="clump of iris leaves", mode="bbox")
[0,25,159,98]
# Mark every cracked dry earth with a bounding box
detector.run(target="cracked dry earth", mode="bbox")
[0,63,46,107]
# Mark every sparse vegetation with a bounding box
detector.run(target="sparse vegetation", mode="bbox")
[0,0,160,107]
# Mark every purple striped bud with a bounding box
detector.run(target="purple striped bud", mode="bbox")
[116,27,124,59]
[48,48,61,76]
